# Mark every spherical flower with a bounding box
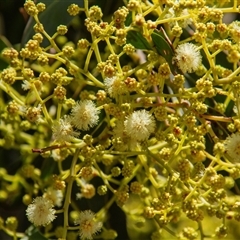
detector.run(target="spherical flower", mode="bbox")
[76,183,96,199]
[124,110,156,142]
[52,116,79,142]
[67,3,81,16]
[70,100,100,130]
[104,76,126,98]
[21,80,31,91]
[75,210,102,240]
[174,43,202,73]
[24,105,42,123]
[224,132,240,162]
[26,196,56,226]
[43,188,64,207]
[229,21,240,43]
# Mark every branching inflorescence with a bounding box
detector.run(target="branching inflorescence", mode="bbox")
[1,0,240,239]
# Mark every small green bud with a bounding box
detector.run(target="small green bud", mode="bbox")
[37,54,49,65]
[229,167,240,179]
[1,67,16,85]
[55,226,64,238]
[33,23,44,33]
[215,224,228,238]
[20,164,35,178]
[77,39,90,49]
[97,185,108,195]
[181,227,198,240]
[33,33,43,43]
[24,0,38,16]
[67,4,81,16]
[154,106,167,121]
[130,181,142,194]
[0,190,8,201]
[127,0,140,11]
[224,176,235,189]
[79,166,93,180]
[22,194,32,205]
[54,85,66,102]
[0,168,7,178]
[39,72,50,83]
[62,45,74,57]
[20,120,31,131]
[34,168,41,177]
[22,67,34,79]
[89,6,103,21]
[69,211,79,224]
[101,229,118,239]
[140,187,150,198]
[2,48,18,60]
[122,160,134,177]
[6,217,18,231]
[65,98,76,108]
[7,101,19,115]
[111,167,121,177]
[57,25,68,35]
[172,25,183,37]
[25,106,41,122]
[36,2,45,12]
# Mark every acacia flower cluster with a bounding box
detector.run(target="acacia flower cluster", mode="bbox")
[224,132,240,162]
[124,110,156,142]
[1,0,240,239]
[26,197,56,226]
[174,43,202,73]
[52,116,79,143]
[75,210,102,240]
[70,100,100,131]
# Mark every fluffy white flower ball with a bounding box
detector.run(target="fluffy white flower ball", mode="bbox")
[71,100,100,130]
[224,132,240,162]
[124,110,156,142]
[26,196,56,226]
[175,43,202,73]
[75,210,102,239]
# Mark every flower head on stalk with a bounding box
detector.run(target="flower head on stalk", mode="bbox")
[26,196,56,226]
[71,100,100,131]
[124,110,156,144]
[174,43,202,73]
[75,210,102,239]
[224,132,240,162]
[52,116,79,143]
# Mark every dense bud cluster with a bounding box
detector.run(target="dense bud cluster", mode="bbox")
[1,0,240,239]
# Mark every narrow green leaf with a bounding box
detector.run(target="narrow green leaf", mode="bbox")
[151,28,177,73]
[151,29,174,59]
[127,31,152,50]
[21,0,84,47]
[125,11,132,26]
[0,35,12,49]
